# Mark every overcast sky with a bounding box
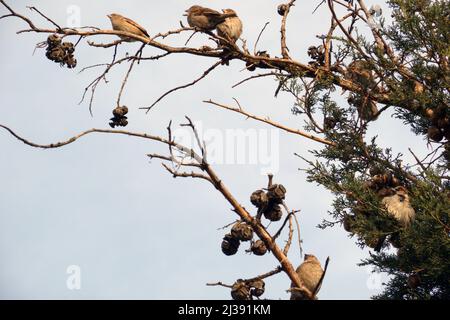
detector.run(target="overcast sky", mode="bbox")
[0,0,428,299]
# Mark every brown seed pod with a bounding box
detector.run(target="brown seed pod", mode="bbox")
[267,184,286,203]
[407,273,421,289]
[61,42,75,54]
[277,4,287,16]
[250,240,268,256]
[428,126,444,142]
[231,222,254,242]
[248,279,265,297]
[263,204,283,221]
[221,233,240,256]
[250,190,268,209]
[113,106,129,118]
[65,56,77,69]
[119,118,128,127]
[231,280,251,300]
[47,47,66,63]
[47,34,62,47]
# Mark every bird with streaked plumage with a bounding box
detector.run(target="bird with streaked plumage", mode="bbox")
[216,9,242,44]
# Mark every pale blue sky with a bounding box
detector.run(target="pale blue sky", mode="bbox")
[0,0,427,299]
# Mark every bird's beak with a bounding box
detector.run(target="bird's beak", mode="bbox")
[107,14,111,19]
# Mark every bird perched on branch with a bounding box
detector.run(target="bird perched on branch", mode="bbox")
[184,5,237,31]
[216,9,242,44]
[107,13,149,41]
[381,186,415,227]
[290,254,323,300]
[346,60,379,121]
[374,186,415,252]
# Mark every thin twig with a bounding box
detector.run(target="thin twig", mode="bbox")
[204,100,335,146]
[254,22,270,55]
[141,61,222,113]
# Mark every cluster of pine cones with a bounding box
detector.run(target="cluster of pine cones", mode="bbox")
[109,106,128,128]
[220,181,288,300]
[45,34,77,68]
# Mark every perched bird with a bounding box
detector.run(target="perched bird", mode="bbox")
[290,254,324,300]
[184,5,237,31]
[216,9,243,44]
[346,60,379,121]
[346,60,377,92]
[374,186,415,252]
[107,13,149,41]
[381,186,415,227]
[348,95,379,121]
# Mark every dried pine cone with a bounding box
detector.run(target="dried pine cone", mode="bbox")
[263,204,283,221]
[231,280,251,300]
[61,42,75,54]
[267,184,286,203]
[46,47,66,63]
[110,106,129,128]
[221,233,240,256]
[47,34,62,47]
[250,190,268,208]
[231,222,253,241]
[248,279,265,298]
[113,106,129,117]
[250,240,267,256]
[65,56,77,69]
[277,4,287,16]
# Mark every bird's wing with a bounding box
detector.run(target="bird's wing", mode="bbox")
[123,17,149,37]
[201,8,223,17]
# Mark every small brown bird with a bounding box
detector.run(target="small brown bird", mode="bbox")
[350,95,379,121]
[290,254,324,300]
[184,5,237,31]
[346,60,379,121]
[107,13,149,41]
[346,60,377,90]
[216,9,243,44]
[381,186,415,227]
